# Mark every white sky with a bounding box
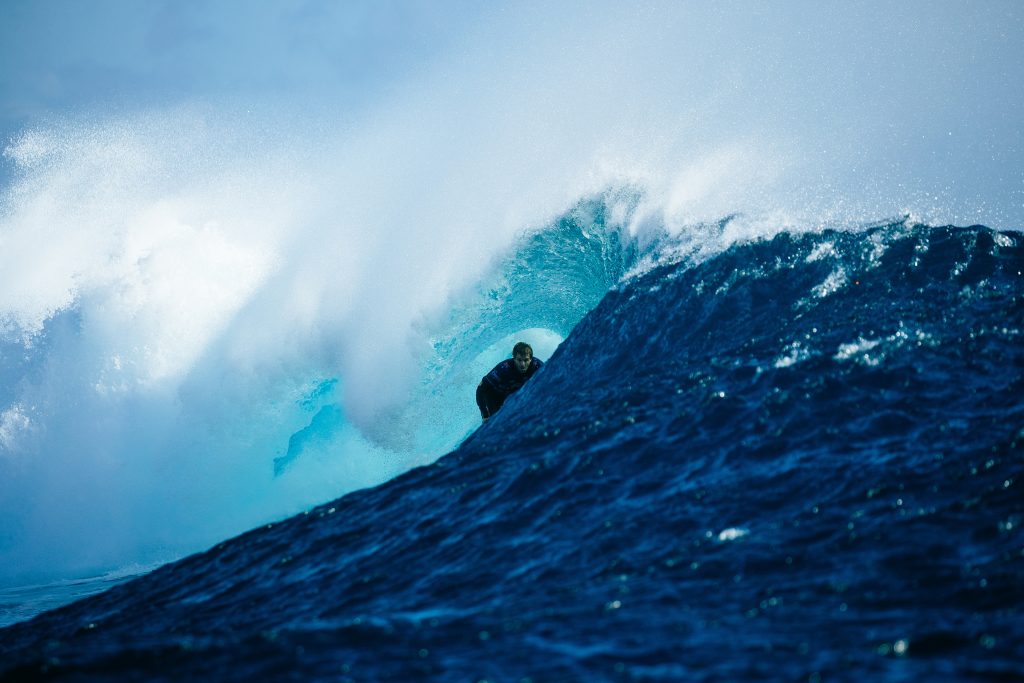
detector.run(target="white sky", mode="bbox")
[1,0,1022,225]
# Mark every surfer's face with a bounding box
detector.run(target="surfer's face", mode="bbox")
[513,352,532,373]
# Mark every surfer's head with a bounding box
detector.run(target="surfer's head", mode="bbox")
[512,342,533,373]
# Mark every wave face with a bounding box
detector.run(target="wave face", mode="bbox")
[1,221,1021,680]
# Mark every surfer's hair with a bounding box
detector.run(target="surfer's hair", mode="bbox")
[512,342,533,358]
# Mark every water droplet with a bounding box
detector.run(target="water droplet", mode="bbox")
[718,527,749,542]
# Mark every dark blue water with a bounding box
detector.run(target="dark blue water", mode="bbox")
[1,221,1021,681]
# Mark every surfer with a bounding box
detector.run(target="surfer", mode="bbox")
[476,342,544,420]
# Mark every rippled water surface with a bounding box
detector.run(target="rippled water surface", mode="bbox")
[1,223,1021,682]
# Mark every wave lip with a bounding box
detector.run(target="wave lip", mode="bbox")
[1,222,1022,680]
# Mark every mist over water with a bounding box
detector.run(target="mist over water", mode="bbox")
[1,2,1021,584]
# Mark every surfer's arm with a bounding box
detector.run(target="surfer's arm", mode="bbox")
[476,381,505,420]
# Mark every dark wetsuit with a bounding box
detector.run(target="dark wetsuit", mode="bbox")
[476,357,544,419]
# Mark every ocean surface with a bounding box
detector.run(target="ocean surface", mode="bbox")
[1,216,1021,681]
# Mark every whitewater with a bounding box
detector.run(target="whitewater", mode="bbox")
[0,3,1022,679]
